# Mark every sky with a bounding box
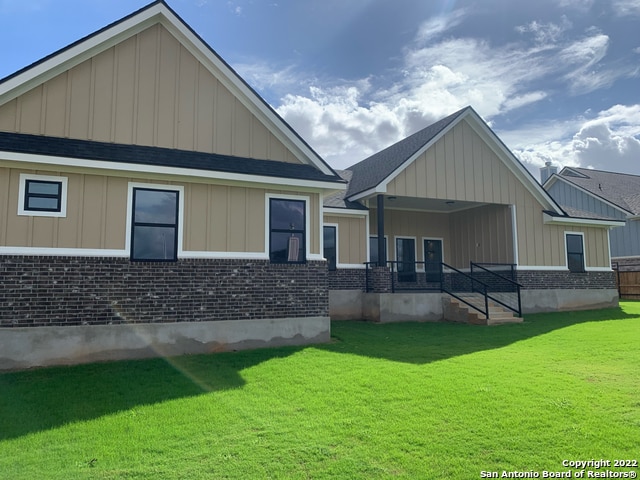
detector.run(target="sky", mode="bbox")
[1,0,639,178]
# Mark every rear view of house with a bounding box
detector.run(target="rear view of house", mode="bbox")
[0,1,345,369]
[323,108,622,322]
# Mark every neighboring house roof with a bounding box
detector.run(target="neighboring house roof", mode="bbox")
[323,170,369,210]
[346,108,467,198]
[0,131,343,186]
[0,0,341,181]
[545,167,640,216]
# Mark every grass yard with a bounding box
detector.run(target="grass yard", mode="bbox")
[1,303,639,479]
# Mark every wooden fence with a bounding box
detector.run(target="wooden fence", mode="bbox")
[613,263,640,299]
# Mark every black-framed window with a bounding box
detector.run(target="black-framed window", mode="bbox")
[131,188,179,262]
[566,233,585,273]
[269,198,306,263]
[369,236,387,264]
[323,226,337,271]
[24,180,62,212]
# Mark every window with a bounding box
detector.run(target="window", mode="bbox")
[131,187,179,261]
[369,236,387,264]
[323,226,337,271]
[18,174,68,217]
[566,233,585,273]
[269,198,306,263]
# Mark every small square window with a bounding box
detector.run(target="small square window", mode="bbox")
[18,174,68,217]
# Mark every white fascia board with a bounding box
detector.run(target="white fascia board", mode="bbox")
[543,212,625,228]
[0,5,164,102]
[0,3,334,177]
[157,14,333,176]
[545,174,632,217]
[349,186,387,202]
[0,151,343,190]
[323,207,369,217]
[463,111,564,215]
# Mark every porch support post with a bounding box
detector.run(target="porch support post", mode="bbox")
[377,194,386,267]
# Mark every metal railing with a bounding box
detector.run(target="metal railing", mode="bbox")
[470,262,522,317]
[364,260,523,318]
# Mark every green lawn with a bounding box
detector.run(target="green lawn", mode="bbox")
[1,303,639,479]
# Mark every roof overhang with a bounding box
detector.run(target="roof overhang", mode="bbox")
[323,207,369,217]
[0,150,345,191]
[543,211,625,228]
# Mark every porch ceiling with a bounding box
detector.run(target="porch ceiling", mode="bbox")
[375,195,488,213]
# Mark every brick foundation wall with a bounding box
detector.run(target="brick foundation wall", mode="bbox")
[516,270,616,290]
[0,256,328,327]
[327,268,366,290]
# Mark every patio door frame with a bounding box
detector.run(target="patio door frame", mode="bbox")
[423,237,444,282]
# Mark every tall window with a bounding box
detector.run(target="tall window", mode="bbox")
[131,188,179,261]
[269,198,306,263]
[566,233,585,273]
[369,236,387,264]
[323,226,337,271]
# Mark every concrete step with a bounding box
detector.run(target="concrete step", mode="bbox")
[443,294,522,325]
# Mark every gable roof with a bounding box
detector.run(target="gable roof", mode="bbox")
[323,170,369,210]
[0,0,341,180]
[0,132,343,188]
[545,167,640,216]
[346,107,467,198]
[344,106,564,215]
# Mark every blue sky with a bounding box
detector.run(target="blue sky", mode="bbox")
[1,0,639,177]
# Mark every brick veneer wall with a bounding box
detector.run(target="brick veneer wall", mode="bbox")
[516,270,616,289]
[0,256,328,327]
[327,268,366,290]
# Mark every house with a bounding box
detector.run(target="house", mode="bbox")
[0,1,345,369]
[543,166,640,268]
[321,108,623,322]
[0,2,623,370]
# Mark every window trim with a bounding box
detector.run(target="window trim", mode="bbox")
[266,194,310,264]
[18,173,68,217]
[565,231,586,273]
[126,182,184,262]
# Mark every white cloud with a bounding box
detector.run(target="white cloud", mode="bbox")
[415,8,469,43]
[612,0,640,16]
[508,105,640,175]
[515,17,572,45]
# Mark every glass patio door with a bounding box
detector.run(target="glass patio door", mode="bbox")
[424,239,443,282]
[396,238,416,282]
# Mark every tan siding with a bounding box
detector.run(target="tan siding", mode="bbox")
[324,214,367,265]
[0,24,302,164]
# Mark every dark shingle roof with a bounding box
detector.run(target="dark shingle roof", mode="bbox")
[323,170,368,210]
[0,132,345,184]
[557,167,640,215]
[345,107,469,198]
[559,205,622,222]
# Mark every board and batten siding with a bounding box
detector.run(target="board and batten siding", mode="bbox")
[547,180,637,259]
[384,120,611,268]
[0,24,299,164]
[0,166,322,255]
[323,214,367,265]
[369,209,451,264]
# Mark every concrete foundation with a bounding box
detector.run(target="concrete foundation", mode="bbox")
[0,316,330,371]
[520,288,619,313]
[362,293,443,323]
[329,290,364,320]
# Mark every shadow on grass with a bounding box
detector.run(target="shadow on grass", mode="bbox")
[319,305,639,365]
[0,305,636,441]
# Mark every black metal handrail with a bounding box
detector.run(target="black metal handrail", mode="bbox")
[440,262,491,318]
[470,262,522,317]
